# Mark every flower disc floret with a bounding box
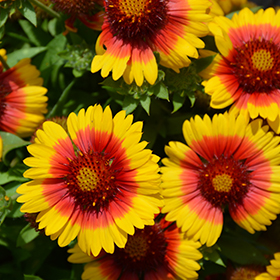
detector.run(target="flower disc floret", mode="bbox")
[17,105,162,257]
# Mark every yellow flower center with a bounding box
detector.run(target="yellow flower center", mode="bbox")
[251,49,274,71]
[124,235,148,260]
[119,0,149,17]
[77,167,99,192]
[212,174,233,192]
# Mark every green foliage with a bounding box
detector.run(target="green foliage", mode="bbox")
[0,186,11,225]
[101,70,168,114]
[59,43,95,77]
[0,132,29,164]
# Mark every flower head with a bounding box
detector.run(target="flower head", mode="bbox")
[91,0,211,86]
[255,253,280,280]
[201,8,280,130]
[17,105,162,256]
[0,53,48,138]
[68,217,202,280]
[161,112,280,247]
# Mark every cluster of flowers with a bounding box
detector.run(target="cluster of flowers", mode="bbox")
[1,0,280,279]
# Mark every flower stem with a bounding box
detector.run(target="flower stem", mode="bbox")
[28,0,61,19]
[0,55,10,70]
[47,78,77,118]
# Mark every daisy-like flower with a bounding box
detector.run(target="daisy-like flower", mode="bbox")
[255,253,280,280]
[161,112,280,247]
[201,8,280,132]
[17,105,162,256]
[0,53,48,138]
[68,218,202,280]
[91,0,211,87]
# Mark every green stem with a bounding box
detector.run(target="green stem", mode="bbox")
[47,79,77,118]
[29,0,61,19]
[0,55,10,70]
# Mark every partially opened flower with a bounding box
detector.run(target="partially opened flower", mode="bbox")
[201,8,280,132]
[255,253,280,280]
[0,54,48,138]
[68,218,202,280]
[91,0,211,87]
[17,105,162,256]
[161,112,280,247]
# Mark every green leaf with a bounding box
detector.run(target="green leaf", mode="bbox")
[0,8,9,28]
[0,186,11,225]
[18,0,37,26]
[0,132,30,164]
[19,19,52,47]
[17,224,40,247]
[153,82,169,101]
[48,18,64,37]
[0,25,4,40]
[39,33,67,83]
[40,33,67,71]
[203,245,226,267]
[172,93,186,113]
[218,234,268,265]
[24,275,43,280]
[6,46,47,66]
[139,95,151,115]
[187,91,196,107]
[0,163,28,185]
[122,96,139,114]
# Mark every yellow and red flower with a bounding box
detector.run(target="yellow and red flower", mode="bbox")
[91,0,211,87]
[201,8,280,132]
[68,217,202,280]
[161,112,280,247]
[17,105,162,256]
[255,253,280,280]
[0,52,48,138]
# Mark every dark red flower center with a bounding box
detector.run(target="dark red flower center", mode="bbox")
[198,155,251,209]
[228,38,280,93]
[66,150,120,214]
[113,223,167,274]
[105,0,168,41]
